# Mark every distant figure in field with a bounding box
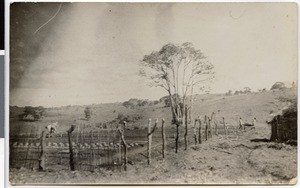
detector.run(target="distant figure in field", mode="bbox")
[239,117,243,130]
[46,122,58,137]
[252,117,257,126]
[243,117,256,130]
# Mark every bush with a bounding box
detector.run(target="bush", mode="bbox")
[153,100,159,105]
[84,107,92,120]
[271,82,286,90]
[115,113,143,124]
[160,94,181,107]
[19,106,45,121]
[123,98,152,109]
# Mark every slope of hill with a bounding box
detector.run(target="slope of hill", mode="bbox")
[9,88,297,184]
[9,88,296,136]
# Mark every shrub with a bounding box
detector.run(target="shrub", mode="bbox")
[19,106,45,121]
[122,98,151,109]
[271,82,286,90]
[160,94,181,107]
[115,113,143,124]
[84,107,92,120]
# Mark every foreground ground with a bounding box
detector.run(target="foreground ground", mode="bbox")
[10,122,297,185]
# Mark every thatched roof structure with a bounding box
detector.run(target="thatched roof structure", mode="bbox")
[267,102,297,142]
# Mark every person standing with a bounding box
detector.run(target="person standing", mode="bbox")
[251,117,257,129]
[239,117,243,130]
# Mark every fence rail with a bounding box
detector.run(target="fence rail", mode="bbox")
[10,127,132,171]
[10,115,242,172]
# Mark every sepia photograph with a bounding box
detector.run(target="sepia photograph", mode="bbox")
[9,2,297,185]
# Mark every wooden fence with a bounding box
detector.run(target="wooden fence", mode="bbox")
[10,114,241,171]
[9,126,137,171]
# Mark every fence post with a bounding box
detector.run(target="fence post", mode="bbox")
[198,118,202,144]
[147,119,151,165]
[193,119,198,145]
[175,123,179,153]
[67,125,75,171]
[210,112,215,136]
[208,117,211,138]
[38,131,46,170]
[119,121,127,171]
[223,117,227,135]
[147,119,157,165]
[205,116,208,140]
[184,106,188,150]
[80,131,82,143]
[118,125,122,163]
[162,119,166,158]
[214,121,218,135]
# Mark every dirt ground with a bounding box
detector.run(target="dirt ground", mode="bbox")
[9,122,297,185]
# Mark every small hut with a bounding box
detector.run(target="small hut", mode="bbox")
[267,102,297,142]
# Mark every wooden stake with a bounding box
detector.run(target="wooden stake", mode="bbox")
[147,118,151,165]
[147,119,157,165]
[67,131,75,171]
[223,117,227,135]
[205,116,208,140]
[38,131,46,170]
[119,121,127,171]
[198,119,202,144]
[208,117,211,138]
[193,119,198,145]
[214,121,218,135]
[175,124,179,153]
[184,106,188,150]
[162,119,166,158]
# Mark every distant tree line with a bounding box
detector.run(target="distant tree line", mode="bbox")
[225,81,296,96]
[225,87,252,96]
[122,98,159,109]
[95,113,144,129]
[19,106,46,121]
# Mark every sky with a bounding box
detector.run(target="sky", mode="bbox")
[10,3,298,107]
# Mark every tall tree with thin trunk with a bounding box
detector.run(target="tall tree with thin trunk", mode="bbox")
[139,42,215,152]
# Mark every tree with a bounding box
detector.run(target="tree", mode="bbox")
[123,98,151,109]
[244,87,251,93]
[160,94,181,107]
[139,43,215,152]
[271,82,286,90]
[84,106,92,121]
[226,90,232,96]
[19,106,45,121]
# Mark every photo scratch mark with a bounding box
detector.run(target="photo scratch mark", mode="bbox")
[34,3,62,35]
[229,10,246,20]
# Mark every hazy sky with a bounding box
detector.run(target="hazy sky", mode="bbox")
[10,3,297,107]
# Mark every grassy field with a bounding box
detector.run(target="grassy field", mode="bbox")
[9,88,297,184]
[10,88,296,134]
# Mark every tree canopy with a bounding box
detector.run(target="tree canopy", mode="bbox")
[139,42,215,124]
[19,106,45,121]
[84,106,92,121]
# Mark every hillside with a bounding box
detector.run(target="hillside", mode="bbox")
[10,88,297,136]
[9,88,298,184]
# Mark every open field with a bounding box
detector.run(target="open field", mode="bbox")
[10,89,296,134]
[9,88,297,184]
